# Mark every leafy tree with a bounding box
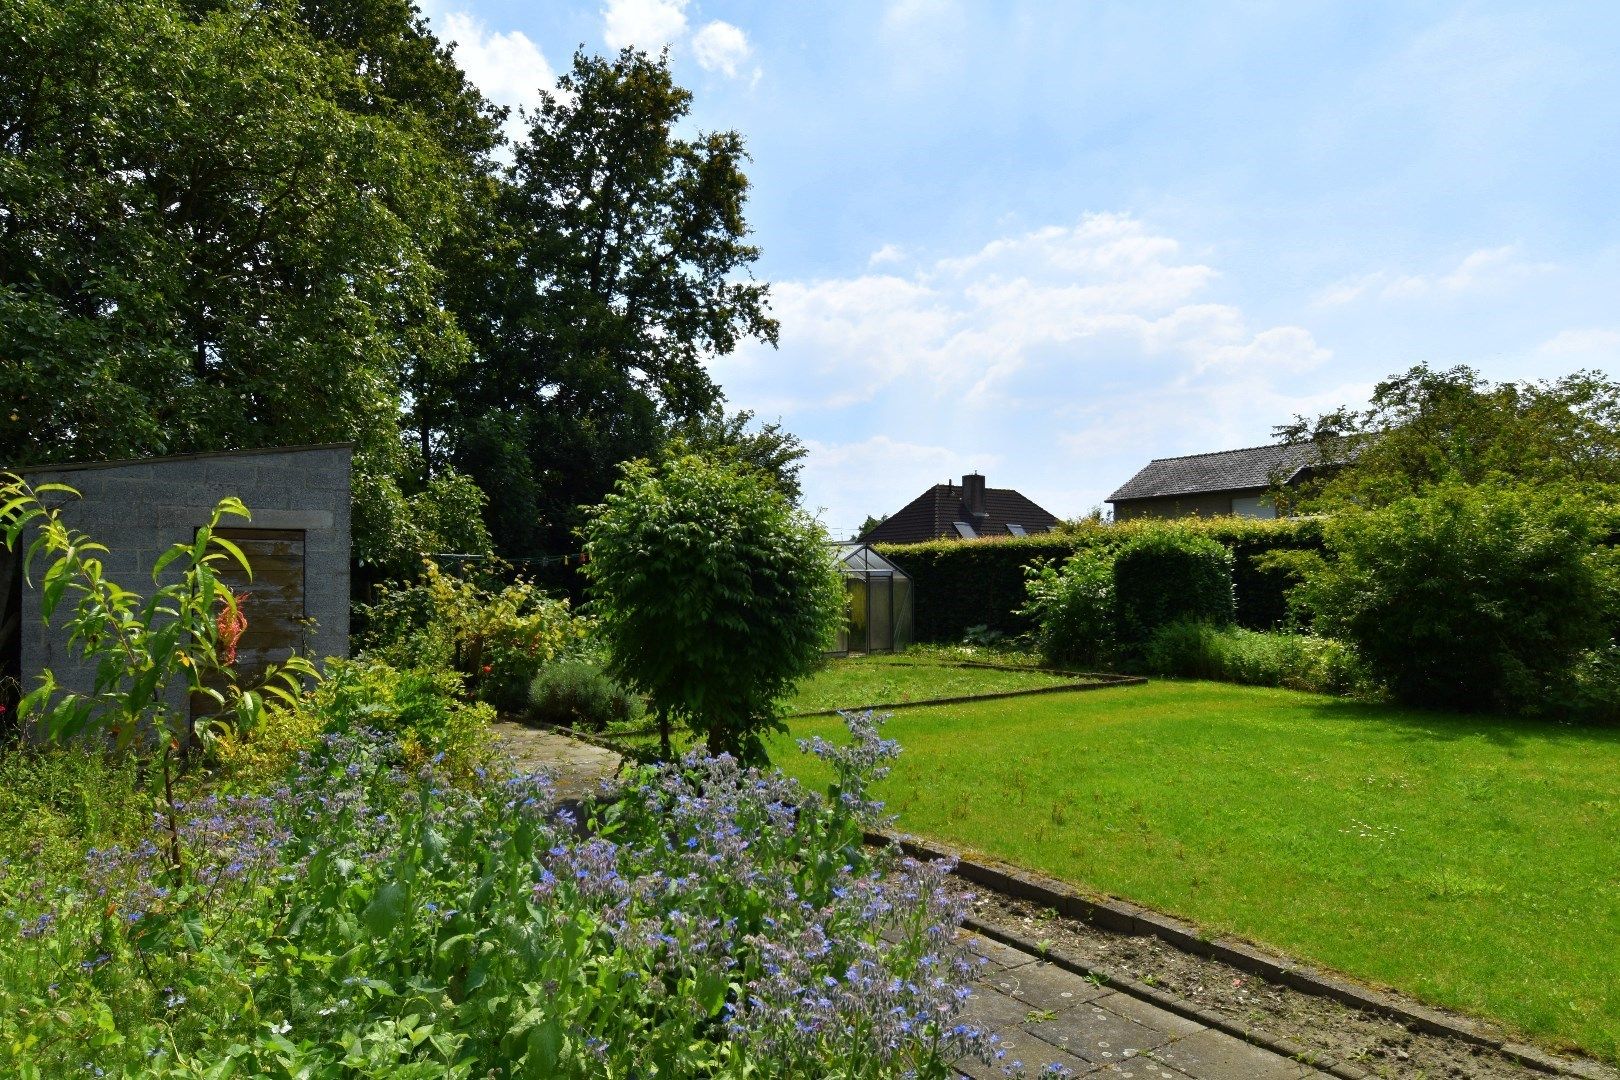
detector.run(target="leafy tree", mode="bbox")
[0,0,479,563]
[443,48,779,554]
[1274,364,1620,512]
[857,514,889,539]
[582,454,843,763]
[667,405,807,501]
[1291,483,1616,715]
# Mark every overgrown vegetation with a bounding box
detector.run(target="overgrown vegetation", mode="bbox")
[0,494,990,1077]
[360,559,586,713]
[1142,619,1366,695]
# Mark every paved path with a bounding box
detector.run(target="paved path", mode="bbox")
[956,930,1329,1080]
[489,721,623,800]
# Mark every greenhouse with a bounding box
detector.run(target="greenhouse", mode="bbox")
[829,543,914,655]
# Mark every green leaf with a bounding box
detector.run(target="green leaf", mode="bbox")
[362,882,409,937]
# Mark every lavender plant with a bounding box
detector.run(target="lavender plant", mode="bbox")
[0,712,1009,1078]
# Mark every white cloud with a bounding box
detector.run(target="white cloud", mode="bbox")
[717,213,1328,412]
[691,20,751,77]
[799,436,982,537]
[602,0,689,50]
[868,243,906,266]
[1315,245,1554,306]
[1537,328,1620,357]
[599,2,758,81]
[711,212,1342,524]
[431,9,557,141]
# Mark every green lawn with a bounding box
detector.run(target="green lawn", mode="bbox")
[768,681,1620,1063]
[781,652,1083,715]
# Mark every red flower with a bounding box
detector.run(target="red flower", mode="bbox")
[481,664,493,674]
[216,592,250,666]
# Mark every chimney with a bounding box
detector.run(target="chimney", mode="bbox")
[962,473,987,521]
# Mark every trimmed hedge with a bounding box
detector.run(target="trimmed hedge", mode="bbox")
[1113,529,1235,645]
[877,517,1324,644]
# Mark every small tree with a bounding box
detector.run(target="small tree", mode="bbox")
[583,454,843,762]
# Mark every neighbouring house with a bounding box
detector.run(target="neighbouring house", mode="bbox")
[1107,442,1326,521]
[3,445,352,730]
[860,474,1060,543]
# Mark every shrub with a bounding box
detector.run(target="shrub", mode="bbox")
[361,559,585,713]
[220,657,495,782]
[1112,529,1235,647]
[528,659,643,731]
[1020,548,1116,667]
[1294,482,1614,714]
[1142,619,1367,695]
[583,454,845,763]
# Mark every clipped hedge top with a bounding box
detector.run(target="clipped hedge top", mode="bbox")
[874,515,1324,559]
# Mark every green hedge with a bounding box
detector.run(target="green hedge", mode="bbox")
[877,517,1324,644]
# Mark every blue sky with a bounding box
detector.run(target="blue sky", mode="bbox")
[422,0,1620,537]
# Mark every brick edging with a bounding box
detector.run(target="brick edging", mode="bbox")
[869,829,1617,1080]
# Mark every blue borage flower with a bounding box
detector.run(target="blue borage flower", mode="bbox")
[10,711,1003,1075]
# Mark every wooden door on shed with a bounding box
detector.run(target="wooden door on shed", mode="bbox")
[191,528,308,721]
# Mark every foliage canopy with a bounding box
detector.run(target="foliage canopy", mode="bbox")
[582,454,843,762]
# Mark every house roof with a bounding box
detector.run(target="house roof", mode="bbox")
[1107,442,1323,503]
[862,483,1060,544]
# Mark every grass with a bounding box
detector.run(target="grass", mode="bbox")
[767,680,1620,1063]
[781,651,1084,715]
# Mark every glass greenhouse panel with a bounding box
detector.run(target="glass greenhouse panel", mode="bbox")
[826,542,912,655]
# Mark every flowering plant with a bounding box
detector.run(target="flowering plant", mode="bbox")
[0,712,1001,1077]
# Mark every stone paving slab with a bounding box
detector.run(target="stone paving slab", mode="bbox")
[489,722,623,800]
[957,931,1329,1079]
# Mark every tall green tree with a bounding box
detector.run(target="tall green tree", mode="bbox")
[1274,364,1620,512]
[0,0,486,563]
[443,48,779,554]
[667,405,807,501]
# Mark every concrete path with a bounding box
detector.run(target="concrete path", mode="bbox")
[957,931,1329,1080]
[488,721,623,800]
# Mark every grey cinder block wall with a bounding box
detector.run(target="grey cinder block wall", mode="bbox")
[15,445,352,717]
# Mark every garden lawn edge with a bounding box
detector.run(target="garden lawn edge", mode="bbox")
[868,828,1619,1080]
[783,672,1145,718]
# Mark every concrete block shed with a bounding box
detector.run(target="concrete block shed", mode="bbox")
[4,445,351,722]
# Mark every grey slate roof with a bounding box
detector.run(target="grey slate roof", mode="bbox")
[1107,442,1322,502]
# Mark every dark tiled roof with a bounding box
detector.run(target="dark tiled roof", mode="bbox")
[1107,442,1322,502]
[862,484,1060,544]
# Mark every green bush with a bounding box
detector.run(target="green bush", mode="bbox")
[877,516,1319,643]
[528,659,643,731]
[582,454,845,762]
[1142,619,1367,695]
[1020,548,1116,667]
[1294,483,1615,715]
[360,559,586,713]
[1112,529,1235,647]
